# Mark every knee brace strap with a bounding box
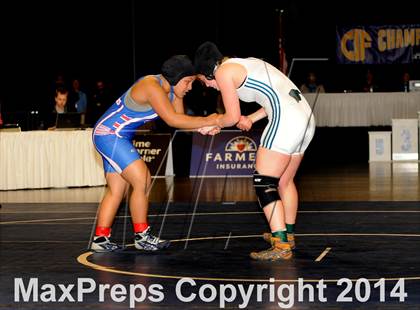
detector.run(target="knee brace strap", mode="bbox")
[253,171,280,208]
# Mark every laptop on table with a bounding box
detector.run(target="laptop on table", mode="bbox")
[55,112,88,130]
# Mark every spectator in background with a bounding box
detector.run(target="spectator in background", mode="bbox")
[44,87,69,129]
[400,71,411,92]
[362,69,380,92]
[300,71,325,93]
[46,72,68,111]
[87,79,113,125]
[53,88,69,114]
[68,78,88,114]
[53,73,66,89]
[185,83,218,116]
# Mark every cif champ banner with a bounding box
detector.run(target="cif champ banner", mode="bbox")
[132,132,173,176]
[189,130,261,177]
[336,24,420,64]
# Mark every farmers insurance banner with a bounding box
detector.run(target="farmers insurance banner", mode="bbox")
[336,24,420,64]
[190,130,262,177]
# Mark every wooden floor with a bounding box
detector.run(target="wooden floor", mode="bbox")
[1,162,420,204]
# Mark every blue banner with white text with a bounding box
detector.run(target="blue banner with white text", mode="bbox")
[336,24,420,64]
[189,130,262,177]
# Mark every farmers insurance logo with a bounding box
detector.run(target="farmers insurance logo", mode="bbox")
[225,136,257,153]
[204,135,257,171]
[205,136,257,163]
[191,132,261,176]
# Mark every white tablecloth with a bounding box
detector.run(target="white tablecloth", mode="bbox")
[305,92,420,127]
[0,129,106,190]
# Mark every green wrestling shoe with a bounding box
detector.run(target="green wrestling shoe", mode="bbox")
[263,232,296,250]
[250,237,293,261]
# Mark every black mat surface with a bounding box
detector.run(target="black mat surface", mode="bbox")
[1,201,420,309]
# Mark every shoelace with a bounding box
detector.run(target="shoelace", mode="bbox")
[140,228,162,245]
[145,233,159,245]
[106,243,119,250]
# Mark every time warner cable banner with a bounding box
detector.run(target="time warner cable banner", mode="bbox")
[336,24,420,64]
[189,130,261,177]
[131,132,172,176]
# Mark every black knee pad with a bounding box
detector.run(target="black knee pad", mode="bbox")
[253,170,280,208]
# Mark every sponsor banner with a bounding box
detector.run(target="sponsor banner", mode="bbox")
[336,24,420,64]
[190,130,261,177]
[131,132,172,176]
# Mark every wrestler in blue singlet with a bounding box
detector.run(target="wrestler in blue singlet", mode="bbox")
[92,75,175,174]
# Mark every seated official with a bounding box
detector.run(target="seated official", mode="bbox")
[44,88,70,130]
